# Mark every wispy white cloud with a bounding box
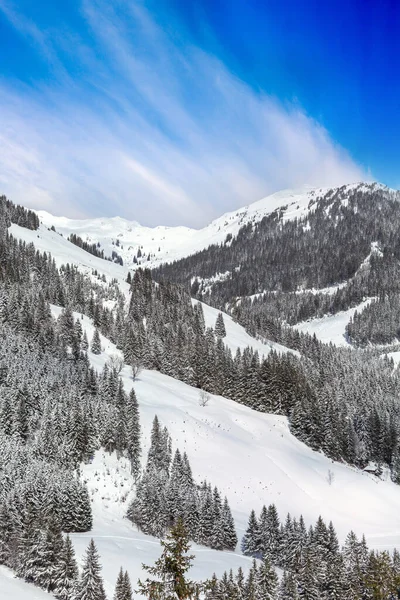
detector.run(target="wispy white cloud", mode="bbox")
[0,0,368,226]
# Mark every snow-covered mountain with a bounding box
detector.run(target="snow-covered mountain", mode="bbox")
[6,218,400,598]
[36,182,386,270]
[4,185,400,598]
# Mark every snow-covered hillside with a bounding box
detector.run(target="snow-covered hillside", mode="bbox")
[292,298,373,346]
[5,191,400,598]
[35,183,385,271]
[46,304,400,598]
[10,221,294,359]
[0,566,52,600]
[9,222,131,296]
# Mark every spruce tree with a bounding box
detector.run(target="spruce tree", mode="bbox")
[126,388,141,478]
[137,519,205,599]
[214,313,226,338]
[257,554,278,599]
[54,535,79,600]
[114,568,133,600]
[241,510,259,557]
[122,571,133,600]
[114,567,125,600]
[75,539,106,600]
[279,571,300,600]
[91,329,102,355]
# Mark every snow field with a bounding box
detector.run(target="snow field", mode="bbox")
[292,298,373,346]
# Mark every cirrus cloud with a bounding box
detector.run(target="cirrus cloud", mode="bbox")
[0,0,368,226]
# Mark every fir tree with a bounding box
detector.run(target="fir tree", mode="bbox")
[90,329,102,355]
[241,510,259,557]
[257,554,278,599]
[126,388,141,478]
[137,519,205,599]
[114,568,133,600]
[214,313,226,338]
[54,535,79,600]
[74,539,106,600]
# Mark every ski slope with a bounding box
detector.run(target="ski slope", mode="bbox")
[35,183,381,271]
[292,298,373,346]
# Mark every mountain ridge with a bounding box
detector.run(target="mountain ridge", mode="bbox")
[35,181,392,271]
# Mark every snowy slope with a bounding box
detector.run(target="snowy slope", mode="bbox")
[9,222,131,296]
[0,566,52,600]
[5,212,400,598]
[292,298,373,346]
[195,300,298,358]
[47,305,400,600]
[35,183,382,271]
[72,452,255,599]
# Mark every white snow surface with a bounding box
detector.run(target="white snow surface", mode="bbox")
[195,299,298,358]
[35,183,380,270]
[9,222,131,296]
[383,350,400,368]
[292,298,373,346]
[0,566,52,600]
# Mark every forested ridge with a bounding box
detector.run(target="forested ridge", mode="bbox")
[153,183,400,347]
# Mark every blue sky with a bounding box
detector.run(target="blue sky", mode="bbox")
[0,0,396,226]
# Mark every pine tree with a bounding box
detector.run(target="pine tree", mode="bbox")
[114,568,133,600]
[126,388,141,478]
[220,497,237,551]
[54,535,79,600]
[257,554,278,599]
[279,571,300,600]
[137,519,205,599]
[122,571,133,600]
[74,539,106,600]
[0,502,13,566]
[214,313,226,338]
[241,510,259,557]
[82,331,89,351]
[114,567,125,599]
[91,329,102,355]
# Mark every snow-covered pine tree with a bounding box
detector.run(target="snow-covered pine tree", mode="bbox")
[122,571,133,600]
[114,567,125,600]
[241,509,259,557]
[54,534,79,600]
[279,571,300,600]
[81,331,89,351]
[220,497,237,551]
[74,539,106,600]
[256,554,278,599]
[137,519,205,600]
[214,312,226,338]
[113,567,133,600]
[126,388,141,478]
[90,329,102,355]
